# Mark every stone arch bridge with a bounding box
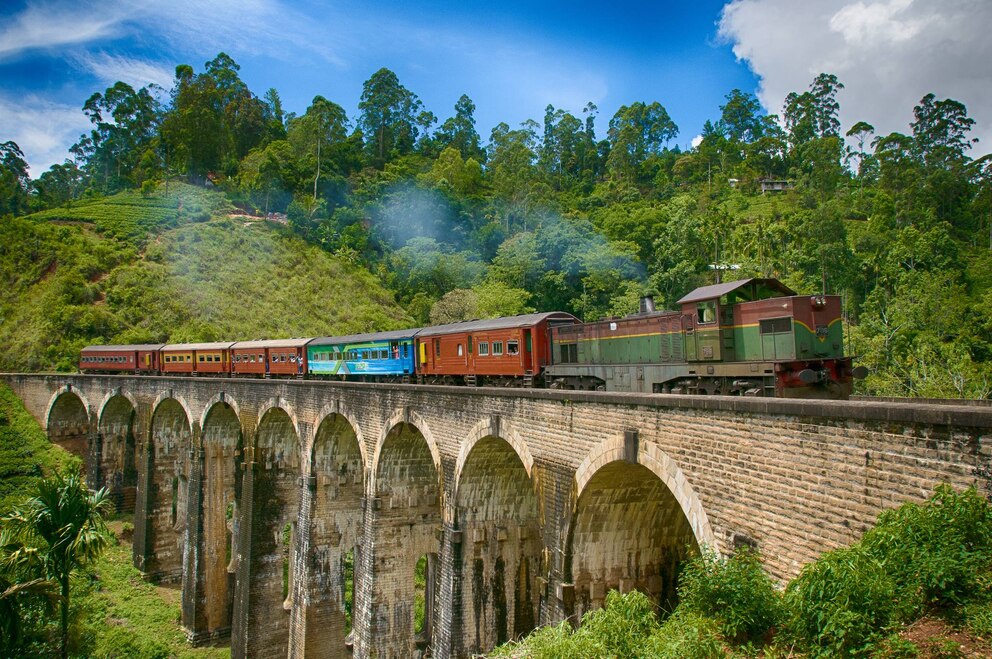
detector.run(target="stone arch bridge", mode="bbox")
[2,373,989,659]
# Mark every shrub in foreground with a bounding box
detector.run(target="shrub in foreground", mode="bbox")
[678,546,783,644]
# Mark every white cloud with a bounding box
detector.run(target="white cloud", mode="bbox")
[73,52,176,90]
[692,134,704,148]
[0,2,122,60]
[0,94,91,176]
[0,0,347,67]
[718,0,992,154]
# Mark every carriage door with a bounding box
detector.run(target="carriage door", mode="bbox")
[683,314,697,361]
[720,303,736,360]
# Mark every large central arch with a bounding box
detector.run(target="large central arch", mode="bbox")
[192,398,243,639]
[143,396,193,581]
[298,410,365,657]
[567,436,713,620]
[45,388,91,472]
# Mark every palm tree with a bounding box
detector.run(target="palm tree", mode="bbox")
[3,465,111,658]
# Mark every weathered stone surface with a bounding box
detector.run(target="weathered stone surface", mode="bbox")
[4,373,989,659]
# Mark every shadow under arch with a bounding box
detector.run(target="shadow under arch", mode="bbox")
[565,435,715,620]
[143,396,194,581]
[188,398,243,641]
[453,416,541,655]
[364,409,442,656]
[97,392,139,513]
[294,407,366,657]
[44,387,92,470]
[241,404,301,658]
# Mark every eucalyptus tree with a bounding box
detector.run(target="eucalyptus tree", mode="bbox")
[606,101,678,182]
[436,94,484,161]
[357,68,424,167]
[0,141,30,216]
[74,81,161,191]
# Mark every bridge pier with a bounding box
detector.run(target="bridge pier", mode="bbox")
[2,373,987,659]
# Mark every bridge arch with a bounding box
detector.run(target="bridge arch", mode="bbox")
[255,398,301,446]
[454,416,534,488]
[45,385,93,431]
[151,391,195,433]
[44,387,92,469]
[97,392,139,513]
[96,389,139,428]
[144,396,194,581]
[568,434,714,619]
[193,398,243,637]
[244,405,301,657]
[311,401,367,471]
[369,408,440,495]
[296,406,365,656]
[453,417,541,655]
[198,393,242,439]
[366,409,442,656]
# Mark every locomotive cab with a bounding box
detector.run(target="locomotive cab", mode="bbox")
[677,278,861,397]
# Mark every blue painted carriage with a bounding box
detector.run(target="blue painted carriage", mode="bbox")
[307,328,421,381]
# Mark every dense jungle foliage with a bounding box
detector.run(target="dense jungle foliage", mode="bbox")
[2,55,992,396]
[492,485,992,658]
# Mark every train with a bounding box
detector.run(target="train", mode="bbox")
[79,277,867,399]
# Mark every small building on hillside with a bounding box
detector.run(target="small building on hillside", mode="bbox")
[759,178,794,194]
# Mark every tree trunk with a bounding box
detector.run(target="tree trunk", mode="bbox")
[60,574,69,659]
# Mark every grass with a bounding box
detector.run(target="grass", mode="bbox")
[75,520,230,659]
[0,183,412,372]
[0,384,78,513]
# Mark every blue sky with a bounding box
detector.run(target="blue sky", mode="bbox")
[1,0,989,175]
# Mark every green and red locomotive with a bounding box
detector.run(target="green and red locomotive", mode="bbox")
[545,278,865,398]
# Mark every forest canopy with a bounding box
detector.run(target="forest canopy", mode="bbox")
[2,54,992,398]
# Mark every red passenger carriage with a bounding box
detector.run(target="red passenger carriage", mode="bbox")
[80,344,164,374]
[231,339,312,377]
[415,313,578,386]
[160,342,234,375]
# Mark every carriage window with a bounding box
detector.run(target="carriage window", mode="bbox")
[697,300,717,324]
[435,339,441,357]
[478,342,489,356]
[560,343,578,363]
[468,336,473,353]
[493,341,504,356]
[507,340,519,355]
[759,317,792,334]
[457,344,464,357]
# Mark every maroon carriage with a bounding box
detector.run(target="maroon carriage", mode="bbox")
[231,338,313,377]
[415,312,579,386]
[160,342,235,376]
[80,344,164,374]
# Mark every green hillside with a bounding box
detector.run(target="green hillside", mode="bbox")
[0,183,411,371]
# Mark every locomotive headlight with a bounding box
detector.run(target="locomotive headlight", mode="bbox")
[810,295,827,309]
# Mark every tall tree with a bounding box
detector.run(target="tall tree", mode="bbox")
[0,141,30,216]
[436,94,483,161]
[783,73,844,146]
[161,53,266,180]
[606,101,678,180]
[719,89,764,143]
[357,68,423,167]
[287,96,350,203]
[75,82,161,191]
[3,466,110,659]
